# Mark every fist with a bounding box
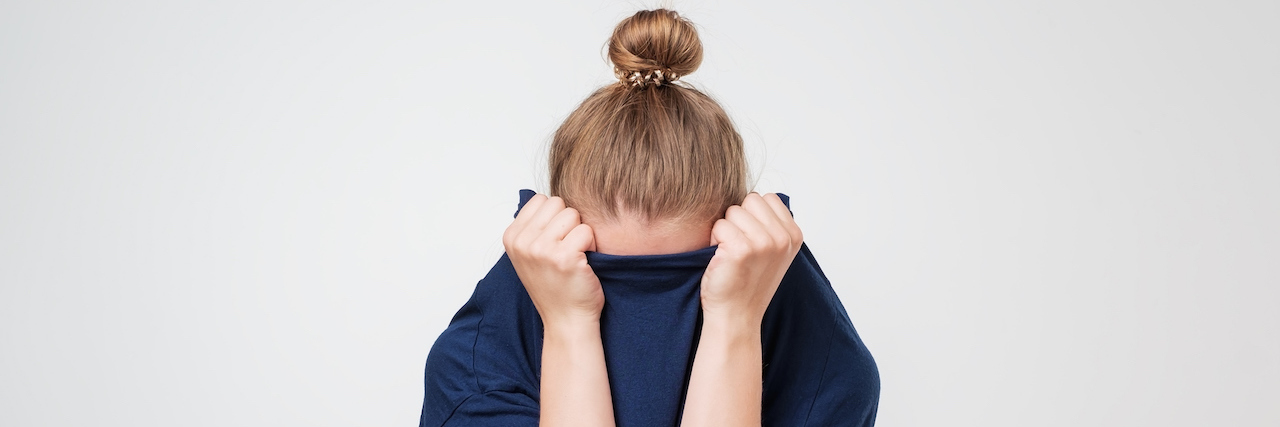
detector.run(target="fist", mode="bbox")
[700,193,804,326]
[502,195,604,326]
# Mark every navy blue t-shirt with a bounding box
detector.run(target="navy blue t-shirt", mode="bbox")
[420,190,879,426]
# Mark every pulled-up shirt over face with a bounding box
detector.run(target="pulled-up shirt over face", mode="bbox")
[419,190,879,427]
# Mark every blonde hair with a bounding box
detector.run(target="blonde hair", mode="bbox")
[549,9,748,224]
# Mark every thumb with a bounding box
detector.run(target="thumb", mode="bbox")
[563,223,597,253]
[709,218,738,247]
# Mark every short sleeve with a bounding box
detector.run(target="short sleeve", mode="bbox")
[420,253,545,427]
[437,390,539,427]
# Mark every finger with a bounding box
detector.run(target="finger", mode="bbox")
[724,204,768,245]
[542,207,582,242]
[510,194,547,231]
[527,196,567,233]
[505,194,547,246]
[763,194,803,245]
[742,193,786,232]
[562,223,597,253]
[746,193,795,246]
[709,216,745,248]
[762,193,793,222]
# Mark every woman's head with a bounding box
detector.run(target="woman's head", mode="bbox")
[550,9,748,227]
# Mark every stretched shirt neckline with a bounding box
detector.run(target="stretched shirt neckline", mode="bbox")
[585,245,718,271]
[514,188,790,272]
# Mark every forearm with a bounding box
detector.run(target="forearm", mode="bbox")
[679,316,763,427]
[539,320,616,427]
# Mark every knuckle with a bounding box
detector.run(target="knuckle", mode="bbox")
[506,229,528,248]
[523,195,546,211]
[563,207,580,223]
[518,234,539,252]
[765,193,783,204]
[770,232,789,248]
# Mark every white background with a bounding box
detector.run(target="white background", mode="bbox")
[2,0,1277,426]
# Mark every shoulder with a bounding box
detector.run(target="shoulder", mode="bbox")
[421,255,544,423]
[761,243,880,425]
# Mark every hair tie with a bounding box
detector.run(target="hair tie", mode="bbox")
[614,67,680,88]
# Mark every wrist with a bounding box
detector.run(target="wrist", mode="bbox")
[700,306,763,333]
[699,314,762,347]
[542,316,602,344]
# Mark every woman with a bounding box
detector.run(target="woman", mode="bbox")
[420,9,878,427]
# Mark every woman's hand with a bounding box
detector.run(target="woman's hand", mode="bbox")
[502,194,604,326]
[700,192,804,327]
[681,193,803,427]
[504,194,616,427]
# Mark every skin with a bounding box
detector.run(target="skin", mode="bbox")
[587,212,714,256]
[502,193,803,427]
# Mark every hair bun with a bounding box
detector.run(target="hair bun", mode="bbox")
[608,9,703,87]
